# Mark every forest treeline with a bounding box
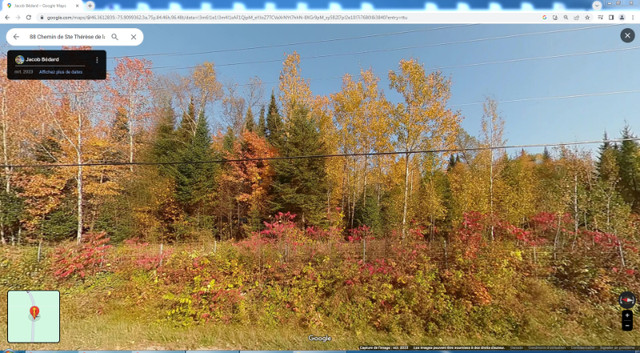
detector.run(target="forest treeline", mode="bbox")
[1,51,639,257]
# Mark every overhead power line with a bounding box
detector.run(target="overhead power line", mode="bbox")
[131,43,640,89]
[45,37,636,96]
[433,45,640,71]
[142,24,621,72]
[3,137,638,170]
[43,86,640,110]
[450,89,640,107]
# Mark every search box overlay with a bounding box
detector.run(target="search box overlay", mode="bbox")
[6,28,143,46]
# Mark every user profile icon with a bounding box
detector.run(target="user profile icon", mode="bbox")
[14,55,25,65]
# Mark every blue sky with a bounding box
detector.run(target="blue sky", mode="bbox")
[3,23,639,155]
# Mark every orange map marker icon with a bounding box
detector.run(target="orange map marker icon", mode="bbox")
[30,306,39,319]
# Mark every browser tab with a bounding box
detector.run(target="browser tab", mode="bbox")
[2,0,84,13]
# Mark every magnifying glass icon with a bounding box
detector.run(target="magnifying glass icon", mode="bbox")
[111,33,119,40]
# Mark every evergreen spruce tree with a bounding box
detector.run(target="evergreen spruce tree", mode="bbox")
[222,127,236,153]
[354,193,383,235]
[177,97,197,145]
[106,107,130,165]
[175,111,217,213]
[244,106,255,132]
[257,105,267,137]
[270,105,328,226]
[265,92,283,147]
[597,131,618,183]
[0,190,23,242]
[34,135,62,163]
[616,125,640,211]
[111,107,129,145]
[590,130,633,234]
[151,101,179,177]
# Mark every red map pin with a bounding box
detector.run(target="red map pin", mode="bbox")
[30,305,39,319]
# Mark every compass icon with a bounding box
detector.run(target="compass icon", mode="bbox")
[619,291,636,309]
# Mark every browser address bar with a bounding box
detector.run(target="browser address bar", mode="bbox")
[35,12,418,24]
[6,28,143,46]
[32,11,620,24]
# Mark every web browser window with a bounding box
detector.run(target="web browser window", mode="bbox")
[0,1,639,352]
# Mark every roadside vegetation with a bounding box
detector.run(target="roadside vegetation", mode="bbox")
[1,51,640,348]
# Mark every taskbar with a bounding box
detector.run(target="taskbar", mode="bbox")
[3,348,640,352]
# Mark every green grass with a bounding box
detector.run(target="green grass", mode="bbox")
[3,313,639,351]
[1,243,639,350]
[2,284,638,350]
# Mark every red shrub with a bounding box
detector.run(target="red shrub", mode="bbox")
[51,232,112,281]
[305,225,341,242]
[454,212,489,258]
[347,225,372,242]
[130,241,173,270]
[260,212,302,242]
